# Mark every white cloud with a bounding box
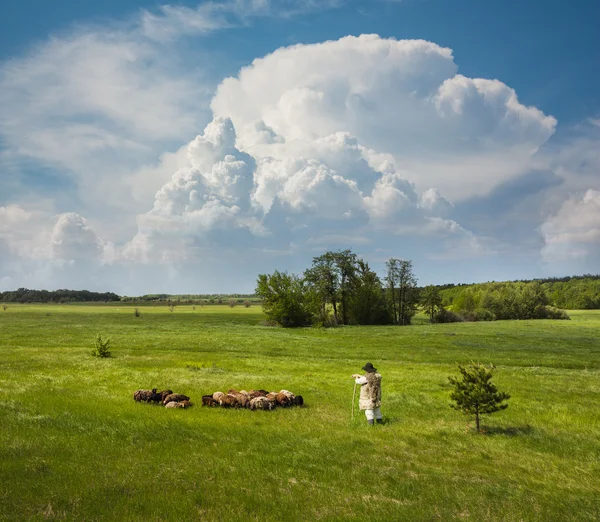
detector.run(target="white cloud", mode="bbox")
[541,190,600,263]
[212,34,556,200]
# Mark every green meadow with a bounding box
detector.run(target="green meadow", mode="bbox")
[1,304,599,521]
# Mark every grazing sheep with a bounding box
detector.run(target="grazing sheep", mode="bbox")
[149,389,163,403]
[164,401,179,409]
[230,392,250,408]
[248,396,273,410]
[163,393,190,405]
[159,389,173,401]
[213,391,225,402]
[248,390,268,398]
[220,394,240,408]
[133,389,152,402]
[294,395,304,406]
[279,390,296,401]
[202,396,219,407]
[178,400,192,408]
[276,392,292,408]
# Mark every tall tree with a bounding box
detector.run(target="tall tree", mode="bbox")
[304,252,340,324]
[421,285,443,323]
[256,271,314,327]
[350,259,392,325]
[385,258,418,325]
[331,249,358,325]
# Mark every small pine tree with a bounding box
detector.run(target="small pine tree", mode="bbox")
[91,334,112,358]
[448,363,510,432]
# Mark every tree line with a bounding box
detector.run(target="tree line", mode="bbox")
[0,288,120,303]
[256,250,580,327]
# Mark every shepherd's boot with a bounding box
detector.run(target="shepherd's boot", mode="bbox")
[376,419,384,425]
[367,419,374,426]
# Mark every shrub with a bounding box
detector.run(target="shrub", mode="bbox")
[537,306,571,320]
[91,334,112,358]
[244,301,251,308]
[134,308,140,317]
[2,304,7,311]
[168,305,175,312]
[229,299,236,308]
[449,363,510,432]
[192,306,196,311]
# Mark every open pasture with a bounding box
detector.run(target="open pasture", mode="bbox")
[1,305,599,521]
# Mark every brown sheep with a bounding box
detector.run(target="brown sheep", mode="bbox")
[163,393,190,405]
[178,400,192,408]
[202,396,219,407]
[213,391,225,402]
[133,389,152,402]
[248,390,268,398]
[159,389,173,401]
[230,392,250,408]
[276,392,292,408]
[220,394,240,408]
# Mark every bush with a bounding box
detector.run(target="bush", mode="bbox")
[244,300,251,308]
[537,306,570,320]
[229,299,236,308]
[91,334,111,358]
[2,304,7,311]
[134,308,140,317]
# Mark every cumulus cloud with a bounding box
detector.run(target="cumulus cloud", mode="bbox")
[541,190,600,264]
[212,34,556,200]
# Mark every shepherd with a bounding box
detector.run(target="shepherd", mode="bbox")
[352,362,383,425]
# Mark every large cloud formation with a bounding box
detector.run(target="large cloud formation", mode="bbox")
[1,31,598,292]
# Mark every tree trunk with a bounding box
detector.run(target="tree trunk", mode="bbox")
[475,408,480,432]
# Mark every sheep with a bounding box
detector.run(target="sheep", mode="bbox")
[279,390,296,401]
[159,389,173,401]
[149,389,163,403]
[248,390,268,398]
[294,395,304,406]
[248,396,273,410]
[202,396,219,407]
[220,394,240,408]
[213,392,225,402]
[163,393,190,405]
[133,389,152,402]
[230,392,250,408]
[276,392,293,408]
[178,400,192,408]
[164,401,179,409]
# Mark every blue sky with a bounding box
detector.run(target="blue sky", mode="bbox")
[0,0,599,294]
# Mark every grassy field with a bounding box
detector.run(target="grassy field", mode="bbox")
[1,304,599,521]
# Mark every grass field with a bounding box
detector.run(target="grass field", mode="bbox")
[1,304,599,521]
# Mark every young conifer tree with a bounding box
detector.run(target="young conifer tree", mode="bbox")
[448,363,510,432]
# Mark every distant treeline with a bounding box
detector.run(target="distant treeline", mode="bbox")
[120,294,260,304]
[0,288,120,303]
[436,275,600,311]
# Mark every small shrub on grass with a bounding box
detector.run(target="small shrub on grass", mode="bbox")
[91,334,112,358]
[448,363,510,432]
[229,299,236,308]
[168,305,175,312]
[134,308,141,317]
[244,300,251,308]
[2,304,7,311]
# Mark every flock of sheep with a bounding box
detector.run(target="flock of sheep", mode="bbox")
[133,387,304,410]
[202,389,304,410]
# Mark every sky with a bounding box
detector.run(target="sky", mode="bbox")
[0,0,599,295]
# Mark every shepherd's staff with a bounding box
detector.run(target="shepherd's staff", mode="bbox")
[351,380,357,420]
